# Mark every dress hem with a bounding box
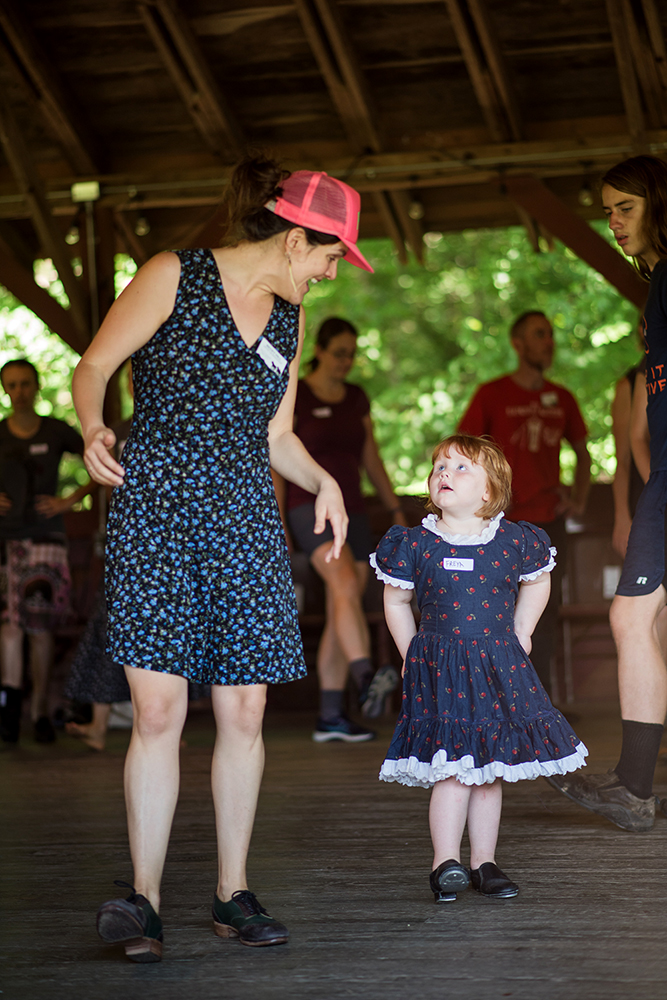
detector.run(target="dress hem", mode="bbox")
[378,741,588,787]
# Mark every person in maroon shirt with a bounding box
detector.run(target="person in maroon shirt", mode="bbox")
[285,317,406,740]
[458,311,590,696]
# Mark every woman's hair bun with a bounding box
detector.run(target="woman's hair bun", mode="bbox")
[227,152,289,229]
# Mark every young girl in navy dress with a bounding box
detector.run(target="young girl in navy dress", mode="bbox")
[370,434,587,902]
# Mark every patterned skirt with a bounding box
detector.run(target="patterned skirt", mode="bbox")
[0,538,72,634]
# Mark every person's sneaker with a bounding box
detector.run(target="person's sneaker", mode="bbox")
[360,664,399,719]
[546,770,655,832]
[97,881,163,963]
[312,715,376,743]
[212,890,288,947]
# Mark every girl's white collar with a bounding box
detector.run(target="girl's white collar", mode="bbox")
[422,511,504,544]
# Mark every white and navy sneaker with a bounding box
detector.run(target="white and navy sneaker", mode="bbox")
[312,715,376,743]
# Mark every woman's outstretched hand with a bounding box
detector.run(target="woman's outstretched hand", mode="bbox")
[84,427,125,486]
[313,477,348,562]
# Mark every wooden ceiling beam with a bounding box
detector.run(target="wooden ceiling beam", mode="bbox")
[442,0,509,143]
[0,244,85,354]
[467,0,522,141]
[139,0,244,162]
[504,174,648,309]
[113,210,149,266]
[605,0,646,145]
[0,0,99,174]
[641,0,667,92]
[621,0,667,129]
[0,93,88,346]
[293,0,424,259]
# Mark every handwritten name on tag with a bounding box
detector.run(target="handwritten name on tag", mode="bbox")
[256,337,288,374]
[442,557,474,572]
[312,406,332,418]
[29,443,48,455]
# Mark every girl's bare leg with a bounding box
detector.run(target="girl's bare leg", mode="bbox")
[467,781,503,869]
[211,684,267,901]
[429,777,472,868]
[123,668,188,912]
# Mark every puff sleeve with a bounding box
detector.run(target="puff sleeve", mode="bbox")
[517,521,557,581]
[369,525,416,590]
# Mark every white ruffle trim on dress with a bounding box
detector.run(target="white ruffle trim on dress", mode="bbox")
[369,552,414,589]
[421,511,503,545]
[519,546,557,581]
[379,741,588,788]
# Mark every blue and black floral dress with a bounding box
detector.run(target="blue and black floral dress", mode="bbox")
[371,513,587,787]
[105,249,306,687]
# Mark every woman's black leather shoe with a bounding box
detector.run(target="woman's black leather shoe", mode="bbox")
[213,890,289,947]
[429,859,469,903]
[97,881,163,962]
[470,862,519,898]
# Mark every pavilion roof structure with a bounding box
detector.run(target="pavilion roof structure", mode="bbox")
[0,0,663,354]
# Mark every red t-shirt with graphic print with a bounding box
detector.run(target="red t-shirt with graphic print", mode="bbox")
[458,375,587,523]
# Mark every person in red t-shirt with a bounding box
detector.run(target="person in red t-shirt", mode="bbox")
[458,311,591,695]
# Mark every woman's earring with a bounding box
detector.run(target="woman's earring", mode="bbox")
[286,253,299,295]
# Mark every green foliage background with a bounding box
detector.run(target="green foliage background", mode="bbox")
[0,230,643,497]
[302,222,642,493]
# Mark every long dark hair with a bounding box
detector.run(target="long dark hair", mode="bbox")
[224,153,340,249]
[308,317,358,371]
[602,155,667,279]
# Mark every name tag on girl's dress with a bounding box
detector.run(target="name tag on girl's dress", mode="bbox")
[442,557,474,571]
[256,337,287,374]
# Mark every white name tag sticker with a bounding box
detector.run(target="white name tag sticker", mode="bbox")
[29,443,48,455]
[442,557,474,572]
[256,337,287,374]
[313,406,332,418]
[540,391,558,407]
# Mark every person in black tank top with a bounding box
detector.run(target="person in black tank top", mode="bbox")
[548,156,667,833]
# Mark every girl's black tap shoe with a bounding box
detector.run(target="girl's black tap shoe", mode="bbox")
[429,859,470,903]
[470,862,519,898]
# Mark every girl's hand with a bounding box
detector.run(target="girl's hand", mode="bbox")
[515,631,532,655]
[313,476,348,562]
[0,492,11,515]
[84,427,125,486]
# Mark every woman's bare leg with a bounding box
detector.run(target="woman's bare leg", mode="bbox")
[123,668,188,911]
[429,777,472,868]
[1,622,23,686]
[310,543,370,665]
[211,684,267,901]
[467,781,503,869]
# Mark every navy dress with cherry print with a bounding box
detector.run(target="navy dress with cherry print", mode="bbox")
[370,513,587,787]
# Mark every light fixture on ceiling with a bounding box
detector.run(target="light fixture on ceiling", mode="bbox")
[65,225,80,245]
[408,199,424,220]
[135,216,151,236]
[578,182,594,207]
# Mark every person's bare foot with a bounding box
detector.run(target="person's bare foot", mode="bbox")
[65,720,105,751]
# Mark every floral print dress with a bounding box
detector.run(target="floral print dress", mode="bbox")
[371,513,587,786]
[105,249,306,687]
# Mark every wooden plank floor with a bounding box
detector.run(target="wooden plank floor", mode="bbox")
[2,705,667,1000]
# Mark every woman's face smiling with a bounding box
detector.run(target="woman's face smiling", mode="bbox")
[429,446,490,519]
[285,234,348,302]
[602,183,658,268]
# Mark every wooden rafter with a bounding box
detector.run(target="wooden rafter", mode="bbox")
[139,0,244,163]
[0,0,99,175]
[293,0,423,260]
[0,93,88,347]
[467,0,522,141]
[114,211,149,267]
[605,0,646,144]
[641,0,667,93]
[621,0,667,128]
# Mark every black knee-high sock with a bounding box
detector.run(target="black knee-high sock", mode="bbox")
[615,720,664,799]
[349,657,373,690]
[319,689,345,722]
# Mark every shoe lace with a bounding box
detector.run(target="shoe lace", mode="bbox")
[231,890,268,916]
[113,879,145,905]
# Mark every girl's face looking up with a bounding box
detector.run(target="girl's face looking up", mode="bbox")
[429,446,490,519]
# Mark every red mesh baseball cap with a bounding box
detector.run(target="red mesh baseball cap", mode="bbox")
[265,171,373,273]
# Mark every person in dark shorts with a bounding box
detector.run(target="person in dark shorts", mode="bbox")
[285,317,405,741]
[0,358,92,745]
[549,155,667,831]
